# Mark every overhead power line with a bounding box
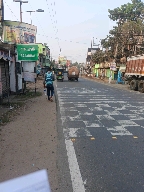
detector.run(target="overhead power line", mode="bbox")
[45,0,61,51]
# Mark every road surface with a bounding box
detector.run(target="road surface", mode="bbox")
[55,75,144,192]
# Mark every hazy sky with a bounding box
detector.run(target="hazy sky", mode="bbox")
[4,0,130,62]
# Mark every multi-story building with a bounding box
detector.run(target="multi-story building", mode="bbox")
[86,48,100,65]
[86,48,100,74]
[37,43,50,67]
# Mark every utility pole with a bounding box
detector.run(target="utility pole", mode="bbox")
[26,11,35,25]
[13,0,28,22]
[20,1,22,22]
[26,9,44,25]
[59,48,61,64]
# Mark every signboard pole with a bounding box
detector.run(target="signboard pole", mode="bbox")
[5,61,10,105]
[35,77,36,94]
[22,63,25,94]
[34,66,36,93]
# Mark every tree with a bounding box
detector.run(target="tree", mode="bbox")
[108,0,144,23]
[71,62,79,67]
[106,0,144,60]
[92,50,105,64]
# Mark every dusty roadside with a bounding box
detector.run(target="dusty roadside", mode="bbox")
[0,79,59,191]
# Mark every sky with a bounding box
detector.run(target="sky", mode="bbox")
[4,0,131,63]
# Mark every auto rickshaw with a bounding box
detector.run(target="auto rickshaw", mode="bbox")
[56,68,64,81]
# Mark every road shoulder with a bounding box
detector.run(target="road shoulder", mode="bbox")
[0,81,59,191]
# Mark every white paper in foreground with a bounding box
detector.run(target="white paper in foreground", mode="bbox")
[0,169,51,192]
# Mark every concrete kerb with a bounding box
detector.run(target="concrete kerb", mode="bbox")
[53,81,73,192]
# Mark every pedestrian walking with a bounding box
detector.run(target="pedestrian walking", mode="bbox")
[102,70,105,80]
[43,67,55,102]
[109,74,112,84]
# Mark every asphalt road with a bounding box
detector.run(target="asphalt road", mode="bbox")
[55,74,144,192]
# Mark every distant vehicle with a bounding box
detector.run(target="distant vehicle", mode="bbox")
[56,68,64,81]
[67,66,79,81]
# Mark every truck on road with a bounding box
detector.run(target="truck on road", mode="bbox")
[125,55,144,92]
[67,66,79,81]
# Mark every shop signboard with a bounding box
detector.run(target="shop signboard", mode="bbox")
[110,62,116,71]
[17,44,38,61]
[2,20,37,44]
[23,72,36,82]
[59,56,67,66]
[23,62,36,72]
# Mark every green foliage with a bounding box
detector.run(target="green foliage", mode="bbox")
[122,20,144,35]
[71,62,79,66]
[90,0,144,64]
[92,50,105,64]
[108,0,144,22]
[98,0,144,61]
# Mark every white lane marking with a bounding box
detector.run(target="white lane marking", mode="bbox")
[61,117,67,125]
[84,121,104,127]
[59,110,65,116]
[117,120,139,127]
[125,114,144,120]
[107,126,133,136]
[65,140,86,192]
[115,106,126,110]
[68,115,81,121]
[58,96,115,98]
[59,106,77,111]
[104,110,123,115]
[89,99,117,101]
[79,112,93,115]
[96,115,115,120]
[58,98,86,192]
[58,101,127,104]
[131,109,144,114]
[75,104,87,107]
[63,128,92,138]
[97,104,111,107]
[90,107,103,111]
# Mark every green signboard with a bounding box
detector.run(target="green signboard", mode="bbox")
[17,44,38,61]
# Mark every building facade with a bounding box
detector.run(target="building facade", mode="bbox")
[37,43,50,67]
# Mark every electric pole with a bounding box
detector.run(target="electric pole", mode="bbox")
[13,0,28,22]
